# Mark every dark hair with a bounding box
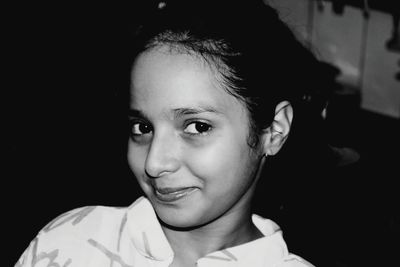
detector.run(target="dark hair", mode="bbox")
[128,0,322,146]
[126,4,338,258]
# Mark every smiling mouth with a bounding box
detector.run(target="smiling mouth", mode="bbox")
[154,187,198,202]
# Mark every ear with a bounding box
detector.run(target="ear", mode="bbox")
[262,101,293,156]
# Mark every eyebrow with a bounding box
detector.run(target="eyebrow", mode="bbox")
[128,106,222,120]
[172,107,222,118]
[128,109,147,119]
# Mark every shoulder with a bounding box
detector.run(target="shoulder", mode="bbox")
[40,205,127,236]
[16,205,130,266]
[277,254,315,267]
[32,205,128,253]
[251,215,315,266]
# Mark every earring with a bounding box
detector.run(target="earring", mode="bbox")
[272,130,283,137]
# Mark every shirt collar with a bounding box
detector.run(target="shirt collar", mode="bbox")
[126,197,289,265]
[127,197,174,261]
[198,215,289,266]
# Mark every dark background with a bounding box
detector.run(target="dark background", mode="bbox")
[6,2,399,267]
[6,3,144,265]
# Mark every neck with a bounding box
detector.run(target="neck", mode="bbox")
[163,156,267,266]
[161,199,264,264]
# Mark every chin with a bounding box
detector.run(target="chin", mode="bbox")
[153,204,209,230]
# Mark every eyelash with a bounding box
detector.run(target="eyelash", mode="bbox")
[183,121,212,136]
[129,120,152,137]
[129,120,212,138]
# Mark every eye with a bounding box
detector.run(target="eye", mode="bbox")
[131,122,152,135]
[184,122,212,135]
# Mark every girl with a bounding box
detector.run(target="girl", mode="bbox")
[17,1,322,266]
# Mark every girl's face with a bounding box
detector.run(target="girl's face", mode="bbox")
[128,46,264,228]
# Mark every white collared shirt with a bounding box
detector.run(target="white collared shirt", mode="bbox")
[16,197,314,267]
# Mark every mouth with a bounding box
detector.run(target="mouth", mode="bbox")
[153,186,198,203]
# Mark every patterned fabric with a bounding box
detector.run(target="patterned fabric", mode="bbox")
[16,197,314,267]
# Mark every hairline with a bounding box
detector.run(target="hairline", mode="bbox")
[139,41,262,148]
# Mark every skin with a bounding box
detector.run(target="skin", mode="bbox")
[127,45,292,266]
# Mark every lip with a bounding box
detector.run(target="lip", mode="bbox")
[153,186,198,203]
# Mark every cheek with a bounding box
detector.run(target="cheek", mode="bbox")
[186,135,254,188]
[127,142,147,179]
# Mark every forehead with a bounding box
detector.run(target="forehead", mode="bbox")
[130,46,245,116]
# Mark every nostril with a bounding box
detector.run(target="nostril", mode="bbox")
[144,133,181,178]
[144,168,158,179]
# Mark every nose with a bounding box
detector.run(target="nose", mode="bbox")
[145,131,180,178]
